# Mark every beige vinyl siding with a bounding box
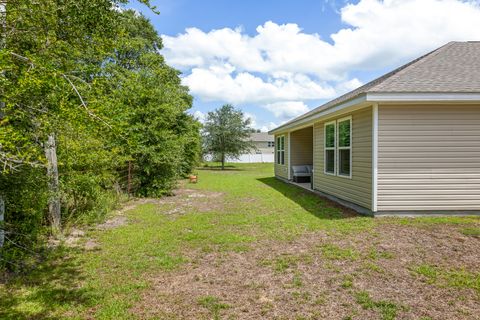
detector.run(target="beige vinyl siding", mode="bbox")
[274,133,289,179]
[291,127,313,166]
[313,107,373,209]
[377,104,480,211]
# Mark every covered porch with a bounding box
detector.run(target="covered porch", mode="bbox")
[288,126,314,187]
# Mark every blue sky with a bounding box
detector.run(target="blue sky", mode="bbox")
[128,0,480,131]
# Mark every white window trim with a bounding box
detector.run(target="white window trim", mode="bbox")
[276,135,285,166]
[336,116,352,179]
[324,120,336,176]
[323,116,353,179]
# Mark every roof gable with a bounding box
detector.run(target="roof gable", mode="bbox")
[270,41,480,134]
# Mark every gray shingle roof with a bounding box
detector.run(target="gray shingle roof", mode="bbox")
[249,132,274,142]
[370,41,480,92]
[273,41,480,131]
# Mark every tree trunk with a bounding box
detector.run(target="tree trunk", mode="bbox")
[1,1,6,248]
[0,195,4,250]
[1,1,6,117]
[0,1,6,50]
[221,153,225,170]
[45,133,61,231]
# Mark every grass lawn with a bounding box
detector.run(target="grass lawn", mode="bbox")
[1,163,479,319]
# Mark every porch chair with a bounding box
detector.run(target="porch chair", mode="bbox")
[291,165,313,183]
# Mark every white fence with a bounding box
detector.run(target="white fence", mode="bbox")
[204,153,274,163]
[227,153,274,163]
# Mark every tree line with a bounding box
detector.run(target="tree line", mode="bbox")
[0,0,201,271]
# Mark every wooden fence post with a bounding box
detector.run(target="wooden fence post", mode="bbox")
[0,1,6,49]
[45,133,61,231]
[0,1,5,248]
[127,161,132,195]
[0,195,4,250]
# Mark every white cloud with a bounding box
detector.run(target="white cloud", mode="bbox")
[163,0,480,79]
[193,110,206,123]
[243,112,257,127]
[263,101,310,120]
[260,122,281,133]
[335,78,363,93]
[163,0,480,123]
[182,65,335,104]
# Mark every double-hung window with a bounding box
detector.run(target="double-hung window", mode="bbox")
[276,135,285,165]
[324,121,336,174]
[324,117,352,178]
[337,117,352,177]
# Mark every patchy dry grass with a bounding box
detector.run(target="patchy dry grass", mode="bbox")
[1,163,480,319]
[412,264,480,294]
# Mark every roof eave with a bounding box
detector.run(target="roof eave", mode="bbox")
[367,92,480,102]
[268,94,367,135]
[268,92,480,135]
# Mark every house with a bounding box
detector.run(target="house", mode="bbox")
[269,41,480,215]
[220,132,275,163]
[250,132,275,154]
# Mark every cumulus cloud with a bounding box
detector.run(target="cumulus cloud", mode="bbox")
[243,112,257,127]
[263,101,310,120]
[193,110,206,123]
[260,122,282,133]
[182,65,335,104]
[163,0,480,77]
[163,0,480,122]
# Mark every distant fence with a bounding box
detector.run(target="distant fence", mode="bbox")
[204,153,274,163]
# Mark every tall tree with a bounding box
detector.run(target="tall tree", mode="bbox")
[202,104,255,170]
[0,1,201,270]
[95,10,201,196]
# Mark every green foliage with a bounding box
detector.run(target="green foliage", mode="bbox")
[0,1,200,270]
[338,119,351,147]
[197,296,230,320]
[412,264,480,294]
[202,104,255,169]
[320,244,359,261]
[325,123,335,148]
[355,291,399,320]
[461,227,480,238]
[0,168,49,269]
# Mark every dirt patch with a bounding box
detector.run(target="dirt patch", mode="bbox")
[155,188,226,214]
[84,239,99,251]
[96,216,128,230]
[132,223,480,319]
[60,200,146,249]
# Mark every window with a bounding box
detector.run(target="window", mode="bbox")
[268,141,275,148]
[324,116,352,178]
[324,122,336,174]
[337,117,351,177]
[276,136,285,165]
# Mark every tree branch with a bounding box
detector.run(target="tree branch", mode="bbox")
[10,52,114,129]
[0,151,45,171]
